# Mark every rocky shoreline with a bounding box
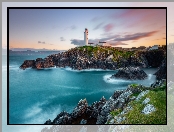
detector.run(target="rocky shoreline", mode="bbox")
[20,46,165,70]
[44,79,166,125]
[18,46,166,124]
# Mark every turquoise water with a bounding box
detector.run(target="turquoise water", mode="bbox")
[8,54,157,124]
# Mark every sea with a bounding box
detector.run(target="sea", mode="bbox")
[7,53,158,124]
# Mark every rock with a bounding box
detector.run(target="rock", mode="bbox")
[142,98,150,104]
[20,60,35,69]
[136,90,149,101]
[142,104,156,114]
[96,89,133,124]
[44,111,72,124]
[44,119,52,124]
[154,58,166,80]
[111,67,148,80]
[71,98,88,118]
[20,47,165,70]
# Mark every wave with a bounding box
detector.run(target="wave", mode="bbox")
[63,67,116,72]
[23,101,74,124]
[103,74,156,86]
[103,74,133,84]
[54,84,80,89]
[9,65,20,71]
[24,101,47,119]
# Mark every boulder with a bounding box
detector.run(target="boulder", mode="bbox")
[111,67,148,80]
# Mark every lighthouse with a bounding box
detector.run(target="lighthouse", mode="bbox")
[84,28,88,45]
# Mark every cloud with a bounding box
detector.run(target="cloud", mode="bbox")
[91,16,101,22]
[105,41,128,46]
[60,37,66,41]
[113,31,158,41]
[70,39,84,46]
[93,22,104,30]
[38,41,46,44]
[71,31,157,46]
[71,25,77,30]
[65,25,77,30]
[104,24,114,32]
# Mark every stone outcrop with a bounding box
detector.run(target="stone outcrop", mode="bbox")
[44,84,152,125]
[19,60,35,69]
[20,47,165,70]
[111,67,148,80]
[154,58,166,80]
[142,104,156,114]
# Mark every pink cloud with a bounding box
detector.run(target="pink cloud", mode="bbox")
[104,24,114,32]
[111,9,166,29]
[113,31,158,41]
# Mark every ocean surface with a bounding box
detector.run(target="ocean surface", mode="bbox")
[7,54,158,124]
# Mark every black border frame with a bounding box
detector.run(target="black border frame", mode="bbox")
[7,7,167,125]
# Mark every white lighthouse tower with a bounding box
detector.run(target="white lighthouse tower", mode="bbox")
[84,28,88,45]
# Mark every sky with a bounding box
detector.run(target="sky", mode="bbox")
[8,8,166,51]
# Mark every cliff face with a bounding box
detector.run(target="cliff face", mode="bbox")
[154,57,166,80]
[20,46,166,70]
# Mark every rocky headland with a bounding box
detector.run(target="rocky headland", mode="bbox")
[20,46,165,70]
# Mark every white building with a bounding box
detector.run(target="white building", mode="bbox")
[84,28,88,45]
[149,45,158,50]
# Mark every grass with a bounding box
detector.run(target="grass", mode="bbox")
[108,84,166,124]
[120,86,166,124]
[110,108,122,117]
[130,83,139,88]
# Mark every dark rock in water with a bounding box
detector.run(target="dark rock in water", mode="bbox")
[20,60,35,69]
[154,58,166,80]
[111,67,148,80]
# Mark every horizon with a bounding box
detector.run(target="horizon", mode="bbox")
[8,8,166,50]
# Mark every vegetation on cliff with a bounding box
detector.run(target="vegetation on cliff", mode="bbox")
[107,83,166,124]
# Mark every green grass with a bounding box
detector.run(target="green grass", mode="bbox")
[130,83,139,88]
[110,108,122,117]
[120,87,166,124]
[108,84,166,124]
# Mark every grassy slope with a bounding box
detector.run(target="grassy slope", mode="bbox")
[109,85,166,124]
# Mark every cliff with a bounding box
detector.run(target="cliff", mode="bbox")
[20,46,166,70]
